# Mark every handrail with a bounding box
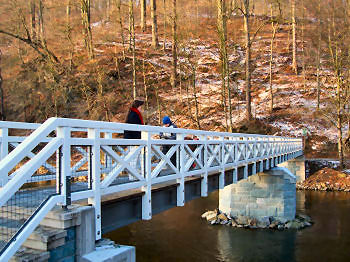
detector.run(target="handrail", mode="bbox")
[0,117,303,261]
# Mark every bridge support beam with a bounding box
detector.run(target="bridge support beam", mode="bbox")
[278,156,305,182]
[219,167,296,221]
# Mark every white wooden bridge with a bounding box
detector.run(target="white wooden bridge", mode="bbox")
[0,117,303,261]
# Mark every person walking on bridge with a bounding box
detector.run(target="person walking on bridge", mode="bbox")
[160,116,177,167]
[124,98,144,139]
[124,98,144,181]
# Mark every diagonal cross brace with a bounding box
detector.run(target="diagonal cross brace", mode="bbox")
[151,144,180,178]
[184,144,204,171]
[101,145,145,188]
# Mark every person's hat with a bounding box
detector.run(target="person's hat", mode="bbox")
[162,116,171,125]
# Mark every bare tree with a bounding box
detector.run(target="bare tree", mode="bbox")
[171,0,177,90]
[242,0,252,120]
[151,0,159,48]
[0,5,58,63]
[81,0,94,60]
[129,0,137,99]
[115,0,125,52]
[269,1,278,112]
[316,0,321,109]
[0,50,5,120]
[320,0,350,168]
[141,0,146,32]
[217,0,229,130]
[30,0,36,40]
[163,0,167,51]
[291,0,297,74]
[66,0,74,70]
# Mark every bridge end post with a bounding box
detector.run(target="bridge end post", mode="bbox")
[0,127,8,186]
[87,128,102,240]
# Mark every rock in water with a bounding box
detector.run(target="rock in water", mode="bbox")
[236,215,248,225]
[202,211,217,221]
[257,217,271,228]
[217,213,228,222]
[285,220,304,229]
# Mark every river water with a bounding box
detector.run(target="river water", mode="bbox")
[104,190,350,262]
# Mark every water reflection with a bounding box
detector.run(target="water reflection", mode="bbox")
[105,190,350,262]
[216,225,296,262]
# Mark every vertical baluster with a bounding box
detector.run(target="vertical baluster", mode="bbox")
[219,136,225,189]
[200,135,208,197]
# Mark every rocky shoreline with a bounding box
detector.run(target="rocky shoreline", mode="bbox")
[296,182,350,192]
[297,168,350,192]
[201,209,312,230]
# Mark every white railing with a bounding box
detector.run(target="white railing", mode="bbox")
[0,118,303,260]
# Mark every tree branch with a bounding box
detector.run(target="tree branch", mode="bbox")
[0,29,59,63]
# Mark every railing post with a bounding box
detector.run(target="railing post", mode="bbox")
[104,132,112,170]
[219,136,225,189]
[56,127,71,207]
[200,135,208,197]
[176,134,185,206]
[267,138,271,167]
[0,127,8,186]
[88,128,102,240]
[141,131,152,219]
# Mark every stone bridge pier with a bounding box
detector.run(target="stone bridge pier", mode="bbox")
[278,156,306,182]
[219,167,297,221]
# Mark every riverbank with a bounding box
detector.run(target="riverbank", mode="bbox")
[297,167,350,192]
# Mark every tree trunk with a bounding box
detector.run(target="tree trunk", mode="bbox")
[38,0,46,47]
[291,0,297,74]
[143,60,149,123]
[171,0,177,90]
[81,0,94,60]
[163,0,166,51]
[141,0,146,32]
[116,0,125,52]
[151,0,159,48]
[155,84,161,125]
[227,61,233,132]
[192,65,201,129]
[316,0,321,109]
[269,3,276,113]
[106,0,111,21]
[129,0,137,99]
[0,50,5,120]
[243,0,252,120]
[217,0,228,130]
[30,0,36,40]
[301,0,306,91]
[66,0,73,70]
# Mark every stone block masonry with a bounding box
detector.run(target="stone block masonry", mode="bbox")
[13,204,135,261]
[219,167,296,221]
[278,156,305,182]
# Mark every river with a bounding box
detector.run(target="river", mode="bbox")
[104,190,350,262]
